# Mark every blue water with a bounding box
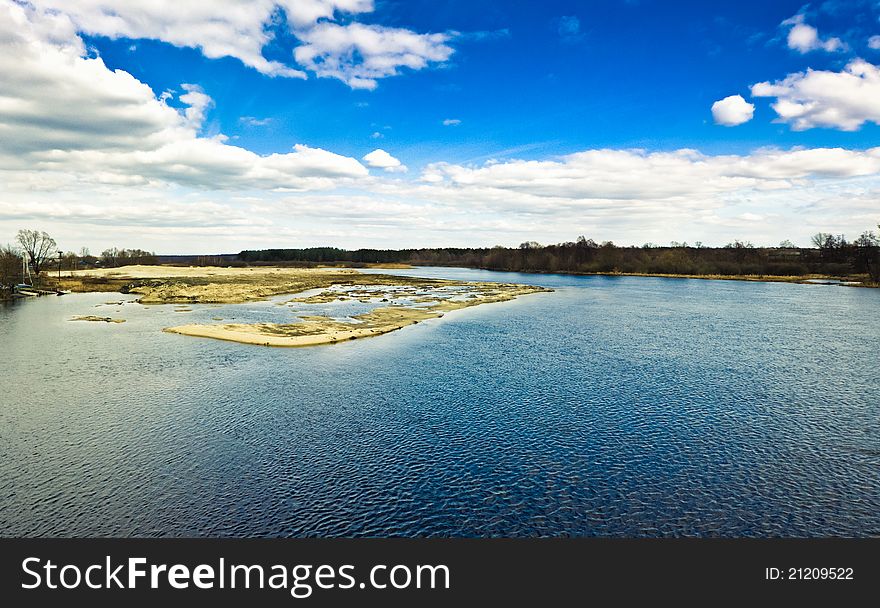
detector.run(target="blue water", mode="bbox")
[1,268,879,537]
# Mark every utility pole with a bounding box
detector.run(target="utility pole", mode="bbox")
[58,251,63,280]
[21,252,32,285]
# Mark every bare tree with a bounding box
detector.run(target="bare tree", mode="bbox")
[854,230,880,283]
[0,244,21,288]
[16,229,56,276]
[62,251,79,272]
[101,247,120,267]
[810,233,827,248]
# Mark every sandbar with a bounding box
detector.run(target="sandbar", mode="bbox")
[164,283,549,347]
[54,264,551,347]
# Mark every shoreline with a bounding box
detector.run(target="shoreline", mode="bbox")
[401,266,876,287]
[40,265,551,347]
[164,285,550,348]
[6,265,874,305]
[571,271,870,286]
[163,306,439,347]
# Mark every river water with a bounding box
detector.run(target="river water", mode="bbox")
[1,268,878,537]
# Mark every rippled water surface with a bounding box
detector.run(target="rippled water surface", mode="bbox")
[1,268,879,537]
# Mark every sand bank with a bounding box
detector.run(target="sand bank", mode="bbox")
[164,282,550,347]
[54,265,459,304]
[54,265,551,347]
[55,265,369,303]
[164,306,438,347]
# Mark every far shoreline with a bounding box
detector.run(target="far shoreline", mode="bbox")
[1,265,874,304]
[374,265,875,288]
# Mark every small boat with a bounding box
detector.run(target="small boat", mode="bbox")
[13,284,67,296]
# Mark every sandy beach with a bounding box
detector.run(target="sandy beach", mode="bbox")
[55,265,551,347]
[164,281,549,347]
[163,306,440,347]
[55,265,378,303]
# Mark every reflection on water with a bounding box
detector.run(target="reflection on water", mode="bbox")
[1,269,879,537]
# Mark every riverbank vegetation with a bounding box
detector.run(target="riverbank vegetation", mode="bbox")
[0,244,21,298]
[239,227,880,285]
[0,228,159,299]
[4,224,879,301]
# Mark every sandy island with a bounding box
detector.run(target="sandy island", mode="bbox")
[56,265,552,347]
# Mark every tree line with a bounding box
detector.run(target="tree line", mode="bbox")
[240,226,880,284]
[4,224,878,298]
[1,229,158,295]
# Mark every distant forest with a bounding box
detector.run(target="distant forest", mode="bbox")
[240,231,880,283]
[4,229,878,300]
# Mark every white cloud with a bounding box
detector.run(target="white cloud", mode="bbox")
[377,146,880,247]
[24,1,451,88]
[293,23,454,90]
[0,2,368,191]
[277,0,374,27]
[442,118,462,126]
[27,0,302,77]
[239,116,272,127]
[363,149,407,173]
[711,95,755,126]
[371,131,384,139]
[418,148,880,201]
[751,59,880,131]
[0,6,180,156]
[2,2,880,252]
[783,14,845,53]
[5,143,880,251]
[869,35,880,50]
[179,84,213,130]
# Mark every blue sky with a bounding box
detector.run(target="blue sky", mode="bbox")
[1,0,879,252]
[89,0,880,160]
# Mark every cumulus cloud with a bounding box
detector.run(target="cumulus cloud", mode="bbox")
[3,2,880,252]
[179,84,214,130]
[442,118,462,126]
[0,7,179,156]
[348,146,880,248]
[5,143,880,249]
[751,59,880,131]
[418,148,880,202]
[711,95,755,126]
[363,149,407,173]
[0,2,367,190]
[293,23,454,90]
[783,14,845,53]
[27,0,302,77]
[24,0,452,88]
[869,35,880,50]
